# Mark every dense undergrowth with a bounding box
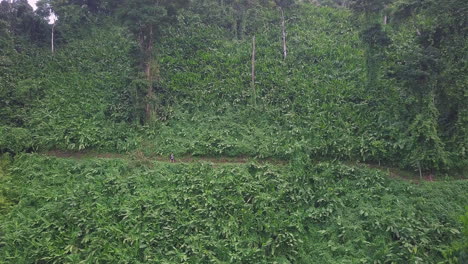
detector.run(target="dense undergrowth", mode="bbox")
[1,1,467,263]
[0,154,467,263]
[1,4,465,171]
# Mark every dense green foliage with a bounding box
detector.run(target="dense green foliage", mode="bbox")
[0,0,466,262]
[1,0,466,171]
[0,154,467,262]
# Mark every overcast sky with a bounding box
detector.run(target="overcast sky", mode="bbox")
[27,0,57,23]
[27,0,37,10]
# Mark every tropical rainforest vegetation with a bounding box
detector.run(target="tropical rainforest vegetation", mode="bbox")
[0,0,467,262]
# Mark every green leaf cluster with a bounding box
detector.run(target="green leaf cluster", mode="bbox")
[0,154,466,262]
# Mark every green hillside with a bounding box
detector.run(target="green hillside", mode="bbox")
[1,1,466,170]
[0,0,467,262]
[1,154,467,262]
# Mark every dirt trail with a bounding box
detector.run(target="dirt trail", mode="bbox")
[44,150,285,165]
[347,161,467,183]
[43,150,466,182]
[45,150,125,159]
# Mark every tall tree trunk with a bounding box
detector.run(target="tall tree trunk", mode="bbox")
[280,8,287,60]
[251,35,256,106]
[418,161,422,180]
[363,13,378,91]
[145,26,154,122]
[51,23,55,54]
[365,45,377,89]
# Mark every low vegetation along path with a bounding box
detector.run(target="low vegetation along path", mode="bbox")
[42,150,465,182]
[43,150,284,165]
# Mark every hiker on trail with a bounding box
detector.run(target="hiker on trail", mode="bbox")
[170,153,175,163]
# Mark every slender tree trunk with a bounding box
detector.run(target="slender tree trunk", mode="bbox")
[251,35,256,106]
[364,42,377,90]
[280,8,287,60]
[145,61,152,121]
[51,23,55,54]
[363,13,379,91]
[418,161,422,180]
[145,26,154,122]
[237,13,246,40]
[383,15,387,25]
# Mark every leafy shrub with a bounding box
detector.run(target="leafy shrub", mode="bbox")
[1,154,466,263]
[444,207,468,263]
[0,126,33,153]
[0,153,14,212]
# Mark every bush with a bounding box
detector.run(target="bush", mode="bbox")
[0,126,33,154]
[1,154,466,263]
